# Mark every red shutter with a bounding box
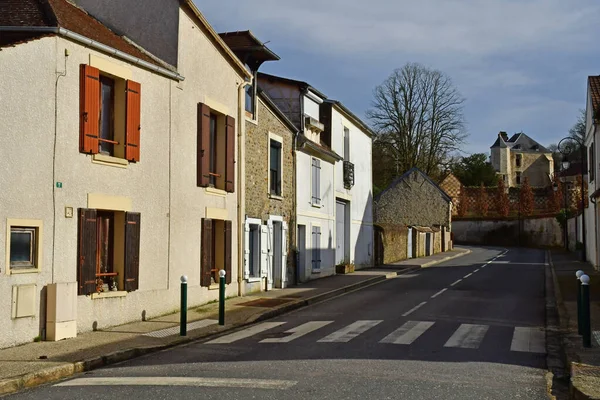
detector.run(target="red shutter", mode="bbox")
[201,219,213,287]
[225,115,236,193]
[224,220,232,284]
[124,212,141,292]
[125,80,141,162]
[77,208,98,295]
[197,103,211,187]
[79,64,100,154]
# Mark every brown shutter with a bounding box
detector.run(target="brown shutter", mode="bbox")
[124,212,141,292]
[77,208,97,296]
[79,64,100,154]
[224,220,232,284]
[225,115,236,193]
[197,103,211,187]
[201,218,213,287]
[125,80,141,162]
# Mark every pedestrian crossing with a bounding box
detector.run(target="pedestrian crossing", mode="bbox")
[204,320,546,354]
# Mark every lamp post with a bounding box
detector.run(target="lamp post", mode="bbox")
[558,137,587,261]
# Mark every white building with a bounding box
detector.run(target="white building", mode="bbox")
[585,76,600,268]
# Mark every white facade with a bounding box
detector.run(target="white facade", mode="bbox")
[328,103,374,269]
[585,82,599,268]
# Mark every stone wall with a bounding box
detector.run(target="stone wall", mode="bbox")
[510,151,553,188]
[374,224,408,265]
[245,98,296,279]
[439,174,460,215]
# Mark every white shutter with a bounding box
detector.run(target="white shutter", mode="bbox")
[243,221,250,280]
[267,220,274,284]
[281,221,288,285]
[260,225,268,278]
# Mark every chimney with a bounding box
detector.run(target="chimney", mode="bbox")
[499,131,508,141]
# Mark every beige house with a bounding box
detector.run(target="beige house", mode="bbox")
[0,0,250,348]
[490,131,554,187]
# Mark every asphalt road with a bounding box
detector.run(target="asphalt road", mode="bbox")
[6,246,550,399]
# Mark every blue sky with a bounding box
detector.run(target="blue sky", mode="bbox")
[197,1,600,156]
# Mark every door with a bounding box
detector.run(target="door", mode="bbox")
[298,225,306,283]
[336,201,347,265]
[425,233,432,256]
[266,221,274,290]
[273,221,283,288]
[407,228,413,259]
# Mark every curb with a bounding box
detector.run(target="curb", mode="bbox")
[0,248,472,397]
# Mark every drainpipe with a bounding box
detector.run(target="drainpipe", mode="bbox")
[237,79,251,297]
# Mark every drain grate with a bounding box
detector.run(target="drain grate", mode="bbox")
[239,298,296,308]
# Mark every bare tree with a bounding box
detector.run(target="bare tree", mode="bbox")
[367,63,467,183]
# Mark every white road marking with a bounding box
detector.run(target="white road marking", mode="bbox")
[463,273,473,278]
[143,319,218,338]
[205,322,285,344]
[380,321,435,344]
[260,321,333,343]
[450,279,462,286]
[55,377,297,390]
[473,269,480,273]
[444,324,489,349]
[431,288,447,298]
[402,302,427,317]
[510,327,546,354]
[317,320,382,343]
[492,261,510,264]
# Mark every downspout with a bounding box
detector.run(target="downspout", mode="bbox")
[237,79,251,297]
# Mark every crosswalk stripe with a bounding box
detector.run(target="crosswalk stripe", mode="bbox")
[260,321,333,343]
[317,320,382,343]
[380,321,435,344]
[205,322,285,344]
[510,327,546,353]
[444,324,489,349]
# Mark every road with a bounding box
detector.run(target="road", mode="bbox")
[5,246,550,399]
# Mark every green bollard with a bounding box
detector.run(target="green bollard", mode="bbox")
[577,270,584,335]
[219,270,226,326]
[180,275,188,336]
[581,274,591,348]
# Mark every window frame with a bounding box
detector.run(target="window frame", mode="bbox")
[5,219,43,275]
[99,75,116,156]
[343,127,350,162]
[515,154,522,168]
[268,134,283,197]
[311,157,321,207]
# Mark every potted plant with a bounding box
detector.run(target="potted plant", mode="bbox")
[336,258,355,274]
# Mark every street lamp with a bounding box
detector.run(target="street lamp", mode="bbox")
[557,137,586,262]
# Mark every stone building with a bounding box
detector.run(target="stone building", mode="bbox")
[490,131,553,187]
[374,167,453,262]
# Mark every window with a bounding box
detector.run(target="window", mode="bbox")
[343,127,350,161]
[590,143,595,182]
[516,172,522,185]
[270,139,282,196]
[516,154,522,168]
[311,158,321,206]
[311,226,321,272]
[6,219,42,274]
[79,64,141,162]
[197,103,236,192]
[201,218,232,287]
[245,84,254,115]
[77,209,140,295]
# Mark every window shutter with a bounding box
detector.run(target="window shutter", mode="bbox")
[311,160,317,204]
[243,221,250,280]
[281,221,288,285]
[224,220,232,284]
[316,159,321,205]
[197,103,211,187]
[125,80,141,162]
[124,212,141,292]
[260,225,268,278]
[316,226,321,270]
[79,64,100,155]
[77,208,97,296]
[225,115,236,193]
[201,218,213,287]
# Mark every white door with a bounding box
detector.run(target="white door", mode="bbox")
[266,220,274,290]
[336,201,346,265]
[260,225,270,290]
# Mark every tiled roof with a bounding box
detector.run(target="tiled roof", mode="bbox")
[491,131,549,153]
[589,76,600,118]
[1,0,167,69]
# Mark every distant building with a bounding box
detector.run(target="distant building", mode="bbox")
[490,131,554,187]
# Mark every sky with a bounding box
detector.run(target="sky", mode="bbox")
[197,1,600,156]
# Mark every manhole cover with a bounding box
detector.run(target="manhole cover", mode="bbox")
[239,298,295,308]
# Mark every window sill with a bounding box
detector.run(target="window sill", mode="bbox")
[312,269,321,274]
[91,291,127,299]
[208,283,220,290]
[92,154,128,168]
[311,203,323,209]
[269,194,284,201]
[247,277,262,283]
[245,116,258,126]
[8,268,40,275]
[205,187,227,197]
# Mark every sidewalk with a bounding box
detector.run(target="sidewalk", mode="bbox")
[0,247,470,396]
[549,250,600,400]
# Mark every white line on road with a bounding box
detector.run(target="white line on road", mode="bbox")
[260,321,333,343]
[473,269,480,273]
[55,377,298,390]
[380,321,435,344]
[510,327,546,354]
[431,288,447,298]
[450,279,462,286]
[317,320,382,343]
[402,302,427,317]
[463,273,473,278]
[444,324,489,349]
[205,322,285,344]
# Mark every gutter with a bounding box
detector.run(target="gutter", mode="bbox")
[237,79,251,297]
[0,26,185,81]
